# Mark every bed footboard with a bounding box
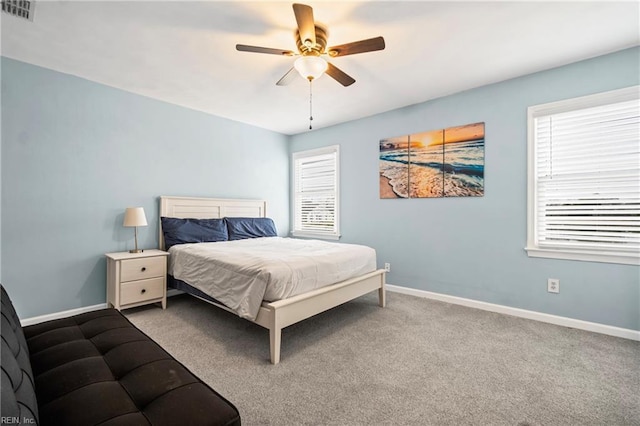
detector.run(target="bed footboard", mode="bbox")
[253,269,386,364]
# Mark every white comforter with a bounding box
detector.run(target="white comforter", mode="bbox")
[168,237,377,320]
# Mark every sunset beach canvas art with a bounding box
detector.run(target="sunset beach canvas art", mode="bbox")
[379,122,484,198]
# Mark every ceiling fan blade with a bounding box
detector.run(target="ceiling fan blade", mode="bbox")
[276,67,299,86]
[326,62,355,87]
[293,3,316,49]
[236,44,295,56]
[327,36,386,57]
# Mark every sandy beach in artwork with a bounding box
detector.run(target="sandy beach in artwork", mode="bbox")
[379,173,399,198]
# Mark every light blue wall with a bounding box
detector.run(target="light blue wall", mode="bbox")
[1,58,289,318]
[289,47,640,331]
[3,48,638,330]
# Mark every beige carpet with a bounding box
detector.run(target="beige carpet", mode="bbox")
[125,292,640,425]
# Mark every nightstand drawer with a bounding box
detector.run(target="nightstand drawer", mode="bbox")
[120,277,164,305]
[120,256,165,282]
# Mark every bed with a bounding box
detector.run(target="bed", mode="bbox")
[159,196,386,364]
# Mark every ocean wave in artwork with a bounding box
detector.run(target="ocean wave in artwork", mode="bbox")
[379,149,409,198]
[410,139,484,197]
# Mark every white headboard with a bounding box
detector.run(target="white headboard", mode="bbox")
[158,196,267,250]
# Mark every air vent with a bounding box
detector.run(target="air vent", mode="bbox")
[2,0,34,21]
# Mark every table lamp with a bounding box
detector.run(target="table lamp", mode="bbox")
[123,207,147,253]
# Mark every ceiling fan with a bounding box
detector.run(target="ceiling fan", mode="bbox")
[236,3,386,87]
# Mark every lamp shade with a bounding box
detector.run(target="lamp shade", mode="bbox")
[294,56,328,80]
[123,207,148,227]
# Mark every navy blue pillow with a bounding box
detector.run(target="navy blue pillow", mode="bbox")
[225,217,277,240]
[161,217,228,249]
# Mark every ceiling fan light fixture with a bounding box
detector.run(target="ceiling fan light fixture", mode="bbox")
[294,56,328,80]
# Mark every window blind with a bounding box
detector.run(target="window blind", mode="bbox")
[292,146,339,238]
[532,95,640,257]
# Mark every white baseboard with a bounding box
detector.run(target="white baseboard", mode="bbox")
[20,286,639,341]
[21,290,184,326]
[21,303,108,327]
[386,284,640,341]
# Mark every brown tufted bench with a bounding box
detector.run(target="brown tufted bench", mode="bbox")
[1,285,241,426]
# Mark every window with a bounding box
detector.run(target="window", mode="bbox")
[292,145,340,240]
[526,86,640,265]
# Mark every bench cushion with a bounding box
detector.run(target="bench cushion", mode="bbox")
[24,308,241,426]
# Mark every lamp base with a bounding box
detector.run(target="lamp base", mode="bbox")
[129,249,144,253]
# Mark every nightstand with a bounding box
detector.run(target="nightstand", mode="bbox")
[105,249,169,311]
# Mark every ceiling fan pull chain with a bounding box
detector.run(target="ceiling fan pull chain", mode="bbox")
[309,78,314,130]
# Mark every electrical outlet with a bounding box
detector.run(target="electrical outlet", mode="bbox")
[547,278,560,293]
[384,263,391,272]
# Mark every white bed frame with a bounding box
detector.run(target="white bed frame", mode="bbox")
[159,196,386,364]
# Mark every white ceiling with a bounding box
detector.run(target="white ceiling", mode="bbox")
[1,1,639,135]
